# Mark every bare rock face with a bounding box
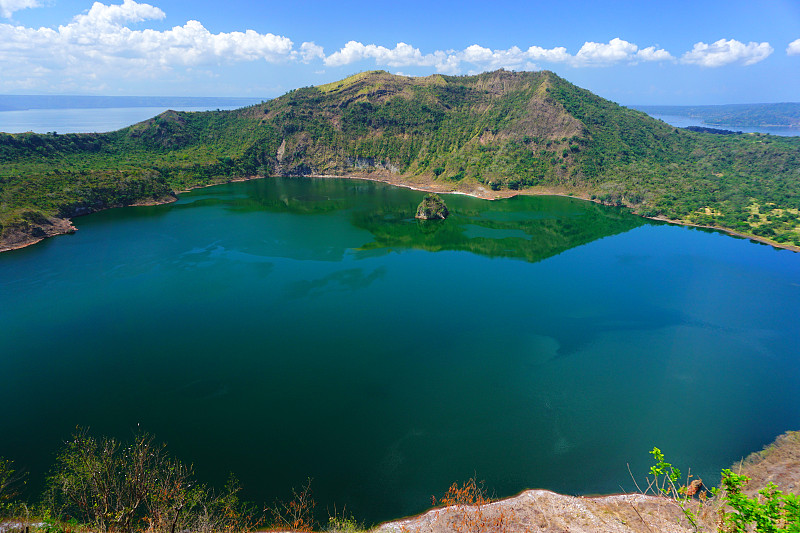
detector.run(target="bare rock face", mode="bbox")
[415,193,449,220]
[0,214,77,252]
[377,490,697,533]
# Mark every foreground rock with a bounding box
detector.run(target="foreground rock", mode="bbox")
[378,430,800,533]
[377,491,695,533]
[415,193,449,220]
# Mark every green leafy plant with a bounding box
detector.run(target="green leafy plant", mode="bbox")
[326,508,366,533]
[719,468,800,533]
[645,447,705,531]
[644,448,800,532]
[0,457,27,518]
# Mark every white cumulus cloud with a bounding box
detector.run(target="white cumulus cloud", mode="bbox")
[681,39,773,67]
[323,38,671,73]
[636,46,674,62]
[0,0,296,92]
[0,0,39,18]
[573,38,638,65]
[300,41,325,63]
[788,38,800,56]
[323,40,365,66]
[569,38,673,66]
[0,2,771,95]
[324,41,442,69]
[459,44,524,70]
[525,45,571,63]
[75,0,166,27]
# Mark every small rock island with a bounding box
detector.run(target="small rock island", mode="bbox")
[415,193,449,220]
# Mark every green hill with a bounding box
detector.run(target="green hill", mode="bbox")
[2,69,799,250]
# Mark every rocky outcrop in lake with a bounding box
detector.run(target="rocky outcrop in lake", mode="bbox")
[415,193,449,220]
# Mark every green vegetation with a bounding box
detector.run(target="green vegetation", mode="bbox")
[42,429,262,533]
[0,457,27,517]
[644,447,800,532]
[0,429,328,533]
[646,447,705,530]
[2,70,800,250]
[353,194,645,263]
[1,431,799,532]
[720,470,800,532]
[415,193,449,219]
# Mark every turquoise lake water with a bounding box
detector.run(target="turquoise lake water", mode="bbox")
[1,177,799,524]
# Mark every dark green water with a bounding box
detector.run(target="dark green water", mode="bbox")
[2,177,799,525]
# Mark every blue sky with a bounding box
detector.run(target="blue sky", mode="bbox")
[1,0,799,104]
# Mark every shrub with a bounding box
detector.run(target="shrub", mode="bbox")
[719,469,800,533]
[45,428,258,533]
[0,457,27,517]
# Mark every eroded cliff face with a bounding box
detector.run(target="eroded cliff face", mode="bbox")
[5,69,800,252]
[0,215,76,252]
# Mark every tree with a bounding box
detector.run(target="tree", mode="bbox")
[47,429,198,532]
[0,457,27,517]
[45,428,258,533]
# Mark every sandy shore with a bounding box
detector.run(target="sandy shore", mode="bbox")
[1,172,798,253]
[309,172,800,253]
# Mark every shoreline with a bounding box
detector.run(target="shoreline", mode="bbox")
[309,172,800,253]
[0,217,78,253]
[1,172,798,254]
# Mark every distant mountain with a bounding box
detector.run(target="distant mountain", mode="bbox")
[2,70,799,251]
[0,95,266,112]
[633,103,800,129]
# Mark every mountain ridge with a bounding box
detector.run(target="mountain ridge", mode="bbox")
[2,69,799,251]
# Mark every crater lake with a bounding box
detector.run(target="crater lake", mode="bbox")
[1,177,798,525]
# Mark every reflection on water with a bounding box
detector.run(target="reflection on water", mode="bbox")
[351,193,646,263]
[1,176,798,526]
[286,266,388,298]
[200,177,647,263]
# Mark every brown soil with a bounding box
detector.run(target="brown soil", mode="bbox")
[725,430,800,496]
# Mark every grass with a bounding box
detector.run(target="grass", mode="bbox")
[4,70,800,251]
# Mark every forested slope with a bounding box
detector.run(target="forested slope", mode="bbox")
[2,69,799,250]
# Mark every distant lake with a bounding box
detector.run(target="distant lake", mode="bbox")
[2,98,797,136]
[1,177,799,525]
[0,96,266,133]
[644,113,799,136]
[0,106,244,134]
